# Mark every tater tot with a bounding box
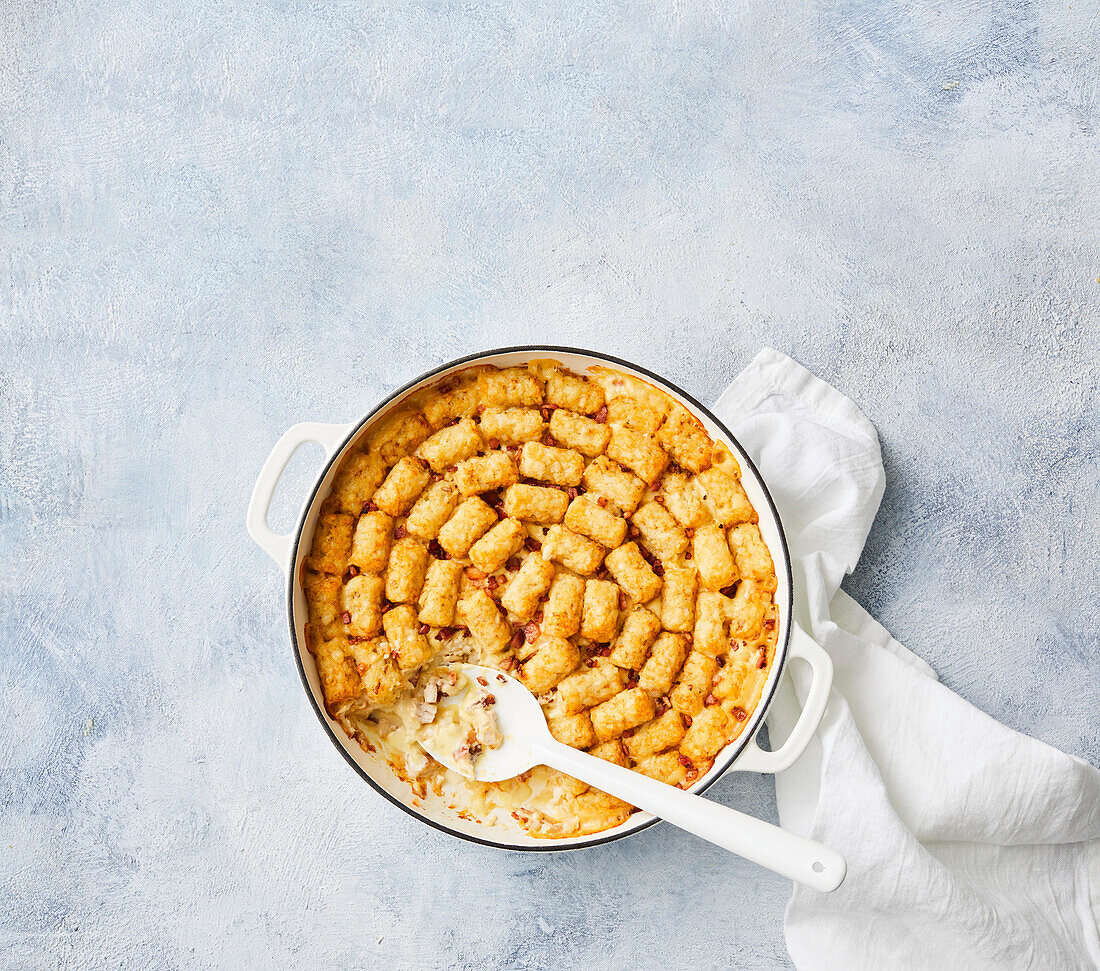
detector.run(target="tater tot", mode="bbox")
[692,524,739,591]
[558,663,625,714]
[403,479,459,540]
[657,405,712,474]
[680,707,730,763]
[477,367,543,407]
[582,456,646,514]
[541,524,606,576]
[329,451,387,515]
[639,632,689,694]
[606,394,667,434]
[588,739,629,767]
[623,710,686,761]
[727,523,775,581]
[519,441,585,487]
[349,510,393,574]
[307,512,355,574]
[549,711,597,749]
[479,407,544,444]
[437,497,498,557]
[606,426,669,486]
[373,456,431,516]
[693,591,731,657]
[631,500,688,560]
[541,574,586,637]
[343,573,385,638]
[309,632,362,714]
[697,467,755,527]
[634,750,689,787]
[549,409,610,457]
[661,566,698,633]
[304,571,342,633]
[422,377,479,429]
[590,687,656,742]
[417,558,463,628]
[457,589,512,656]
[468,518,527,574]
[604,542,662,603]
[669,651,720,716]
[580,579,620,642]
[385,537,429,604]
[608,607,661,670]
[727,579,769,638]
[500,553,555,620]
[522,636,580,694]
[564,495,627,549]
[501,483,568,524]
[545,369,605,414]
[660,471,708,528]
[382,604,433,671]
[367,411,431,465]
[453,452,518,496]
[415,417,482,472]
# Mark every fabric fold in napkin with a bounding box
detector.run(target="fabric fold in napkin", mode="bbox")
[712,349,1100,971]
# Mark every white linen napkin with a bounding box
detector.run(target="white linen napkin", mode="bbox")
[713,349,1100,970]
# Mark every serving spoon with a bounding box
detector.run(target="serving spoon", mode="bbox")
[419,664,846,892]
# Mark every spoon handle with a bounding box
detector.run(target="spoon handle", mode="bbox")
[532,736,846,892]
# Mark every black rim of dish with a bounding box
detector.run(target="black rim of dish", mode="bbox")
[284,345,795,852]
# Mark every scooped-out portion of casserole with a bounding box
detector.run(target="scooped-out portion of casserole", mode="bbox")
[302,361,779,838]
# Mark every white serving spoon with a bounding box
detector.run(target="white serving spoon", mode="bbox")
[419,664,846,892]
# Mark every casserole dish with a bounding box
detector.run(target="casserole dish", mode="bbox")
[246,346,833,850]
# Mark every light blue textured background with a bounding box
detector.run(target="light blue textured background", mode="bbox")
[2,1,1098,968]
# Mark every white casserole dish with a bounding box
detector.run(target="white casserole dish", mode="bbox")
[246,346,833,850]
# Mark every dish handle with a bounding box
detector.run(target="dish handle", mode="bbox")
[246,421,354,574]
[730,623,833,774]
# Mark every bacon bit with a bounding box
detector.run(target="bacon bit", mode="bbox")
[628,525,640,538]
[685,767,699,782]
[720,584,737,597]
[651,561,665,577]
[394,523,407,540]
[466,567,487,581]
[733,706,748,722]
[596,495,608,508]
[585,658,598,668]
[541,433,558,447]
[365,500,379,513]
[508,443,522,454]
[763,618,776,631]
[677,753,696,770]
[505,556,520,572]
[381,600,394,613]
[594,405,608,423]
[476,676,488,686]
[501,657,516,671]
[716,655,726,668]
[684,527,695,539]
[655,697,670,716]
[509,629,525,650]
[757,648,767,669]
[427,540,443,557]
[447,416,460,427]
[389,648,400,662]
[430,472,443,482]
[486,575,500,591]
[626,670,639,687]
[597,646,612,657]
[480,693,496,706]
[418,623,429,635]
[446,464,457,473]
[347,634,369,644]
[705,693,719,707]
[341,611,352,625]
[486,437,501,450]
[438,382,453,395]
[729,639,742,652]
[683,714,693,729]
[496,673,506,682]
[618,591,629,611]
[446,670,459,685]
[524,622,540,641]
[566,486,579,501]
[684,551,692,560]
[532,608,544,622]
[649,479,662,492]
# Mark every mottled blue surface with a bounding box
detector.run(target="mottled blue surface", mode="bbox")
[2,1,1097,968]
